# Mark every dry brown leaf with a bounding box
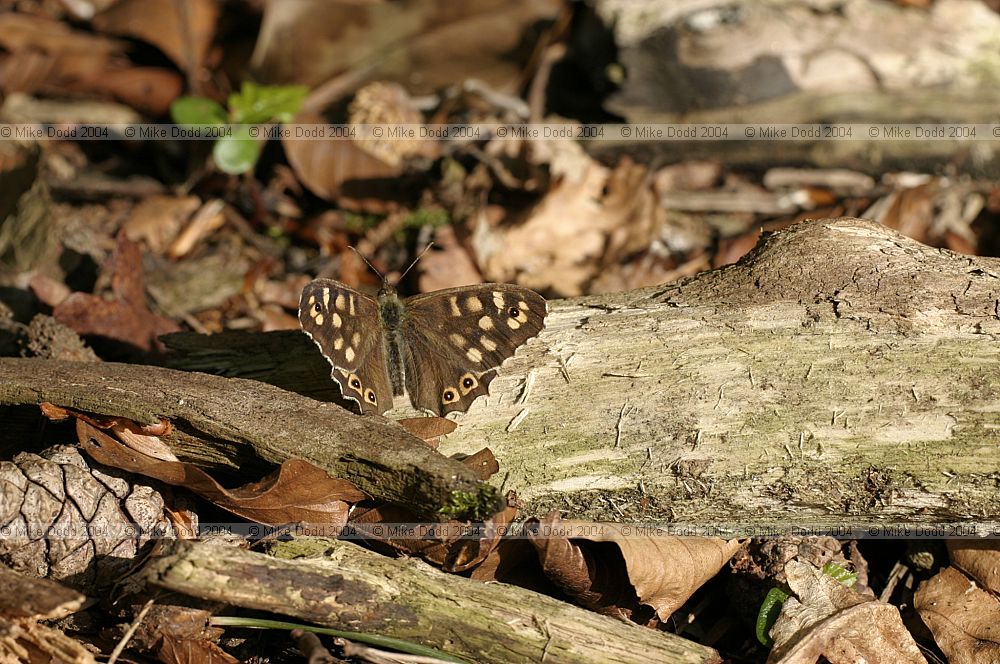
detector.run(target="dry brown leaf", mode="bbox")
[469,536,548,588]
[452,447,500,482]
[767,560,925,664]
[0,13,181,114]
[474,148,661,297]
[873,181,939,246]
[122,194,201,255]
[168,199,227,260]
[283,110,401,202]
[250,0,560,93]
[92,0,219,78]
[77,421,366,529]
[946,539,1000,593]
[159,636,239,664]
[914,566,1000,664]
[525,512,741,622]
[417,224,483,292]
[131,605,235,664]
[397,416,457,448]
[441,501,518,573]
[54,231,180,352]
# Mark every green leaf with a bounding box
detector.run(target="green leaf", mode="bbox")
[755,563,859,649]
[228,82,308,124]
[170,96,227,126]
[212,125,260,175]
[821,561,858,587]
[756,586,790,646]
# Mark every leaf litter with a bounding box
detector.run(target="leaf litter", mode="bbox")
[2,0,999,662]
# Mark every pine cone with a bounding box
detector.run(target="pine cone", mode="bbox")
[0,445,171,591]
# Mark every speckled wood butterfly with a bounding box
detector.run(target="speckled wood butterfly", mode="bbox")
[299,278,547,416]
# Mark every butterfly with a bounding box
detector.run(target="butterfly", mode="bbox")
[299,278,547,416]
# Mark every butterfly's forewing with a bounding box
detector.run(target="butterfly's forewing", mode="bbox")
[401,284,547,415]
[299,279,394,415]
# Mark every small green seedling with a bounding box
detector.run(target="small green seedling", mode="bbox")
[170,82,308,175]
[755,561,858,647]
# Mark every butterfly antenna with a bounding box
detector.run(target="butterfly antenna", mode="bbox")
[349,246,384,280]
[397,242,435,282]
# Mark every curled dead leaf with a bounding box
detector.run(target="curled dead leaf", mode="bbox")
[767,560,925,664]
[526,512,741,622]
[914,566,1000,664]
[283,110,400,201]
[946,539,1000,593]
[77,421,366,530]
[92,0,219,77]
[397,416,457,448]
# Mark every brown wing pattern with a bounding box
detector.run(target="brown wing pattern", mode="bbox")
[299,279,393,415]
[402,284,547,415]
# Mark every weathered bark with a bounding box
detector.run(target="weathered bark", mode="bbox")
[440,217,1000,533]
[145,538,721,664]
[0,359,500,522]
[165,217,1000,534]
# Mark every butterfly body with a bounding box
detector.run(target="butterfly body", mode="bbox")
[376,285,409,394]
[300,278,547,416]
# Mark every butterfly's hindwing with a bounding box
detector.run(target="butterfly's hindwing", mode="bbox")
[298,279,393,415]
[401,284,547,415]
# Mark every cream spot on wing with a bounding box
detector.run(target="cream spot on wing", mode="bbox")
[334,337,344,350]
[465,296,483,312]
[335,292,345,310]
[492,291,504,309]
[322,288,330,308]
[481,336,497,352]
[351,332,361,346]
[516,310,528,323]
[507,318,521,330]
[332,312,342,328]
[345,347,355,363]
[449,333,466,347]
[308,295,316,306]
[337,368,349,377]
[466,347,483,363]
[315,313,324,325]
[349,296,355,316]
[478,315,493,331]
[449,296,461,317]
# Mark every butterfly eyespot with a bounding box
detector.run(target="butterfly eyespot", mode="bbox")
[443,390,456,403]
[507,306,520,318]
[313,302,322,313]
[351,378,361,389]
[462,377,474,388]
[365,389,377,403]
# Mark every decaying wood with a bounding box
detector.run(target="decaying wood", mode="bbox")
[146,538,721,664]
[440,217,1000,533]
[0,359,500,522]
[589,0,1000,175]
[166,217,1000,533]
